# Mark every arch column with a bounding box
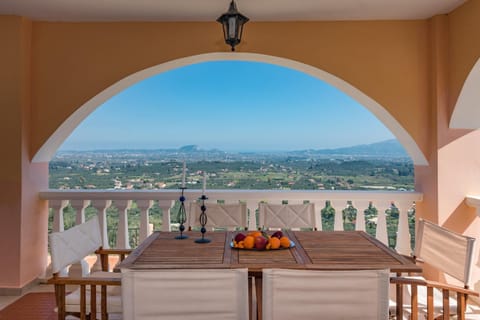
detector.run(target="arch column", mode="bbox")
[0,16,50,293]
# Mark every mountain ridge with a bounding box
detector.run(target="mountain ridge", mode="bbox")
[57,139,408,159]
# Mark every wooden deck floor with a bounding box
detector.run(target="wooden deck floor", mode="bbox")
[0,292,57,320]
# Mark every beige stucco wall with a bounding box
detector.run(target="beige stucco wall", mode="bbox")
[31,20,430,162]
[1,0,480,290]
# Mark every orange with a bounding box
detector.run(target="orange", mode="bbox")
[269,237,281,249]
[279,236,290,248]
[237,240,245,249]
[248,231,262,238]
[243,236,255,249]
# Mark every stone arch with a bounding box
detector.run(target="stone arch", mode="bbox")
[450,57,480,129]
[32,52,428,166]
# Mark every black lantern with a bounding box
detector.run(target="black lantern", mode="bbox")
[217,0,249,51]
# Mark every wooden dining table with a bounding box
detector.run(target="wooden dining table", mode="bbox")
[118,230,421,319]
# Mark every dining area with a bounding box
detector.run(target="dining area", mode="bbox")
[46,201,479,320]
[118,228,420,320]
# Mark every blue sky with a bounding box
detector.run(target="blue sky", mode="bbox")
[60,61,394,152]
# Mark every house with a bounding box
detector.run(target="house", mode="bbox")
[1,0,480,298]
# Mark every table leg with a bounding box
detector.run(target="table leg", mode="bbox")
[256,276,263,320]
[248,276,253,320]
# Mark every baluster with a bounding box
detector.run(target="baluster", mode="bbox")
[115,200,132,249]
[138,200,154,242]
[158,200,175,232]
[90,200,112,272]
[311,201,324,231]
[70,199,90,225]
[351,200,369,231]
[373,200,390,246]
[331,200,347,231]
[50,199,69,232]
[91,200,112,249]
[42,199,69,279]
[395,201,413,255]
[246,201,258,231]
[67,200,92,276]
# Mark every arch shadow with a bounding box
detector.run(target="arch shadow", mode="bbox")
[32,52,428,166]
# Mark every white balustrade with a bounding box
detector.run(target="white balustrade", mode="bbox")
[352,200,369,232]
[331,200,347,231]
[50,199,68,232]
[158,200,175,232]
[246,201,257,231]
[90,199,111,249]
[40,189,422,252]
[395,201,412,255]
[137,200,154,242]
[373,200,390,246]
[115,200,132,249]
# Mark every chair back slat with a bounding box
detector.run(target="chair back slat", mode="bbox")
[258,203,318,230]
[263,268,389,320]
[188,202,247,230]
[122,268,249,320]
[415,219,475,285]
[50,216,102,274]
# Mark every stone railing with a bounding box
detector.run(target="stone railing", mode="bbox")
[40,189,423,255]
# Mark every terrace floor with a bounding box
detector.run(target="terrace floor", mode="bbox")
[3,283,480,320]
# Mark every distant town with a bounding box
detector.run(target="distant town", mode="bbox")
[50,139,414,191]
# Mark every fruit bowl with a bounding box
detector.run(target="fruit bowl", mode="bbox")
[230,240,295,250]
[231,231,294,250]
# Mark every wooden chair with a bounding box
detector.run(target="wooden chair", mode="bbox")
[258,203,318,230]
[390,218,479,320]
[121,268,249,320]
[48,216,131,320]
[187,202,248,231]
[262,268,390,320]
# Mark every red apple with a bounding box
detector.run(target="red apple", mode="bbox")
[234,233,246,243]
[254,236,268,250]
[272,231,283,239]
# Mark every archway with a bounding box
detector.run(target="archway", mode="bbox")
[32,52,428,166]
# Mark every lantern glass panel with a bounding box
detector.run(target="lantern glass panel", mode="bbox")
[228,17,237,39]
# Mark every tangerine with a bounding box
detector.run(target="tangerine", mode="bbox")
[248,231,262,238]
[269,237,281,249]
[279,236,290,248]
[243,236,255,249]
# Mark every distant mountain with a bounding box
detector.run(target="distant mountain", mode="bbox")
[57,140,409,160]
[302,139,408,158]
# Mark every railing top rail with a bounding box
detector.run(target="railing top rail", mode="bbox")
[39,189,423,202]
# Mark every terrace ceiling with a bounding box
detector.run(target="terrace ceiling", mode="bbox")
[0,0,467,22]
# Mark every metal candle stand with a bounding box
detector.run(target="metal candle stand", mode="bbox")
[195,194,211,243]
[175,187,188,239]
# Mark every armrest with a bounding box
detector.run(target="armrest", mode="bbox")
[95,248,132,256]
[391,276,478,320]
[390,276,479,296]
[48,276,121,286]
[95,248,132,271]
